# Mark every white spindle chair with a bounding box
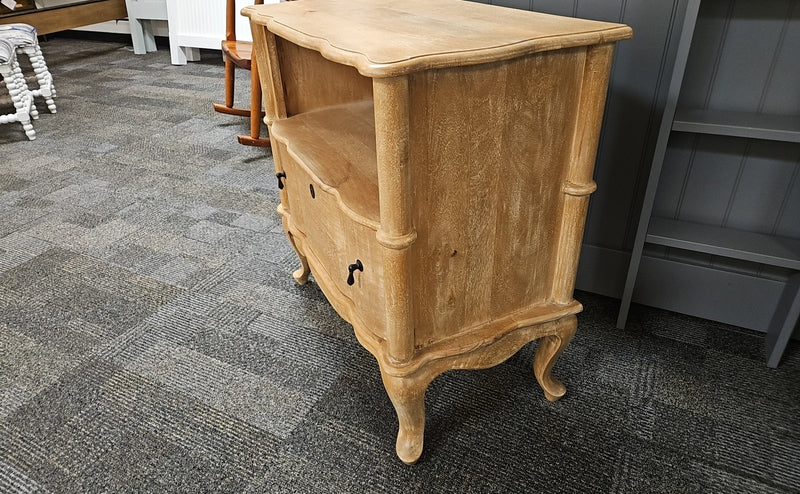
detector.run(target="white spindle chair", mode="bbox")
[0,23,56,114]
[0,39,35,140]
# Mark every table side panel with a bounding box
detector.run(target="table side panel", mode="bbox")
[253,25,288,124]
[275,36,373,117]
[407,48,586,348]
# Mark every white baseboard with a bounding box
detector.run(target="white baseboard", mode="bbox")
[70,18,169,36]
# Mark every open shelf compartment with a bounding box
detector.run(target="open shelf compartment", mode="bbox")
[269,100,380,227]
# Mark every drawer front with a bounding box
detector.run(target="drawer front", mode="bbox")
[282,160,342,281]
[279,152,386,337]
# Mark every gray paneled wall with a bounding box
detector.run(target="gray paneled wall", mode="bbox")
[678,0,800,115]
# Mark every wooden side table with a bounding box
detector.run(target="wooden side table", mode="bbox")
[245,0,631,464]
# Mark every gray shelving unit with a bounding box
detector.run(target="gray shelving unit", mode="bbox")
[617,0,800,367]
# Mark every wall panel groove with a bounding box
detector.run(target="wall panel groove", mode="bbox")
[720,140,750,228]
[702,0,734,109]
[621,0,683,248]
[757,4,792,112]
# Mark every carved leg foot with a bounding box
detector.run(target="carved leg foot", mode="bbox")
[381,371,429,465]
[533,315,577,402]
[287,233,310,285]
[292,256,310,285]
[278,212,310,285]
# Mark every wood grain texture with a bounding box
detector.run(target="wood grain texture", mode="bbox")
[243,0,631,77]
[551,43,614,304]
[374,77,416,364]
[246,0,629,463]
[275,38,373,117]
[407,48,586,344]
[269,101,380,226]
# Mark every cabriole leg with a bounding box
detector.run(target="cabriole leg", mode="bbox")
[280,215,309,284]
[380,370,431,465]
[289,235,310,284]
[533,315,577,402]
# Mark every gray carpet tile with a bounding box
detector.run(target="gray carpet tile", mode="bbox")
[0,34,799,493]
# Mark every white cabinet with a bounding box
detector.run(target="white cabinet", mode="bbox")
[126,0,279,65]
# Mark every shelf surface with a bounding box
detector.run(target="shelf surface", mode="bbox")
[672,109,800,143]
[243,0,632,77]
[269,100,380,226]
[646,217,800,270]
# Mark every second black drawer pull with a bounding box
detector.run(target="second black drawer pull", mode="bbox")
[276,171,286,189]
[347,260,363,286]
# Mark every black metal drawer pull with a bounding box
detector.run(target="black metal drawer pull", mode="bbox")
[276,171,286,189]
[347,260,363,286]
[309,183,315,198]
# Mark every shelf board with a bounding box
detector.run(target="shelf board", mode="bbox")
[672,109,800,143]
[270,100,380,226]
[646,217,800,270]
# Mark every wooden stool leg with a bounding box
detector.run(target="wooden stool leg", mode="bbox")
[35,45,55,97]
[224,58,235,108]
[237,57,270,147]
[533,315,577,402]
[213,58,252,117]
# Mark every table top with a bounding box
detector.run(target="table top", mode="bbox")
[243,0,632,77]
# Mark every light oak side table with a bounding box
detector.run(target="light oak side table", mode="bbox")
[245,0,631,464]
